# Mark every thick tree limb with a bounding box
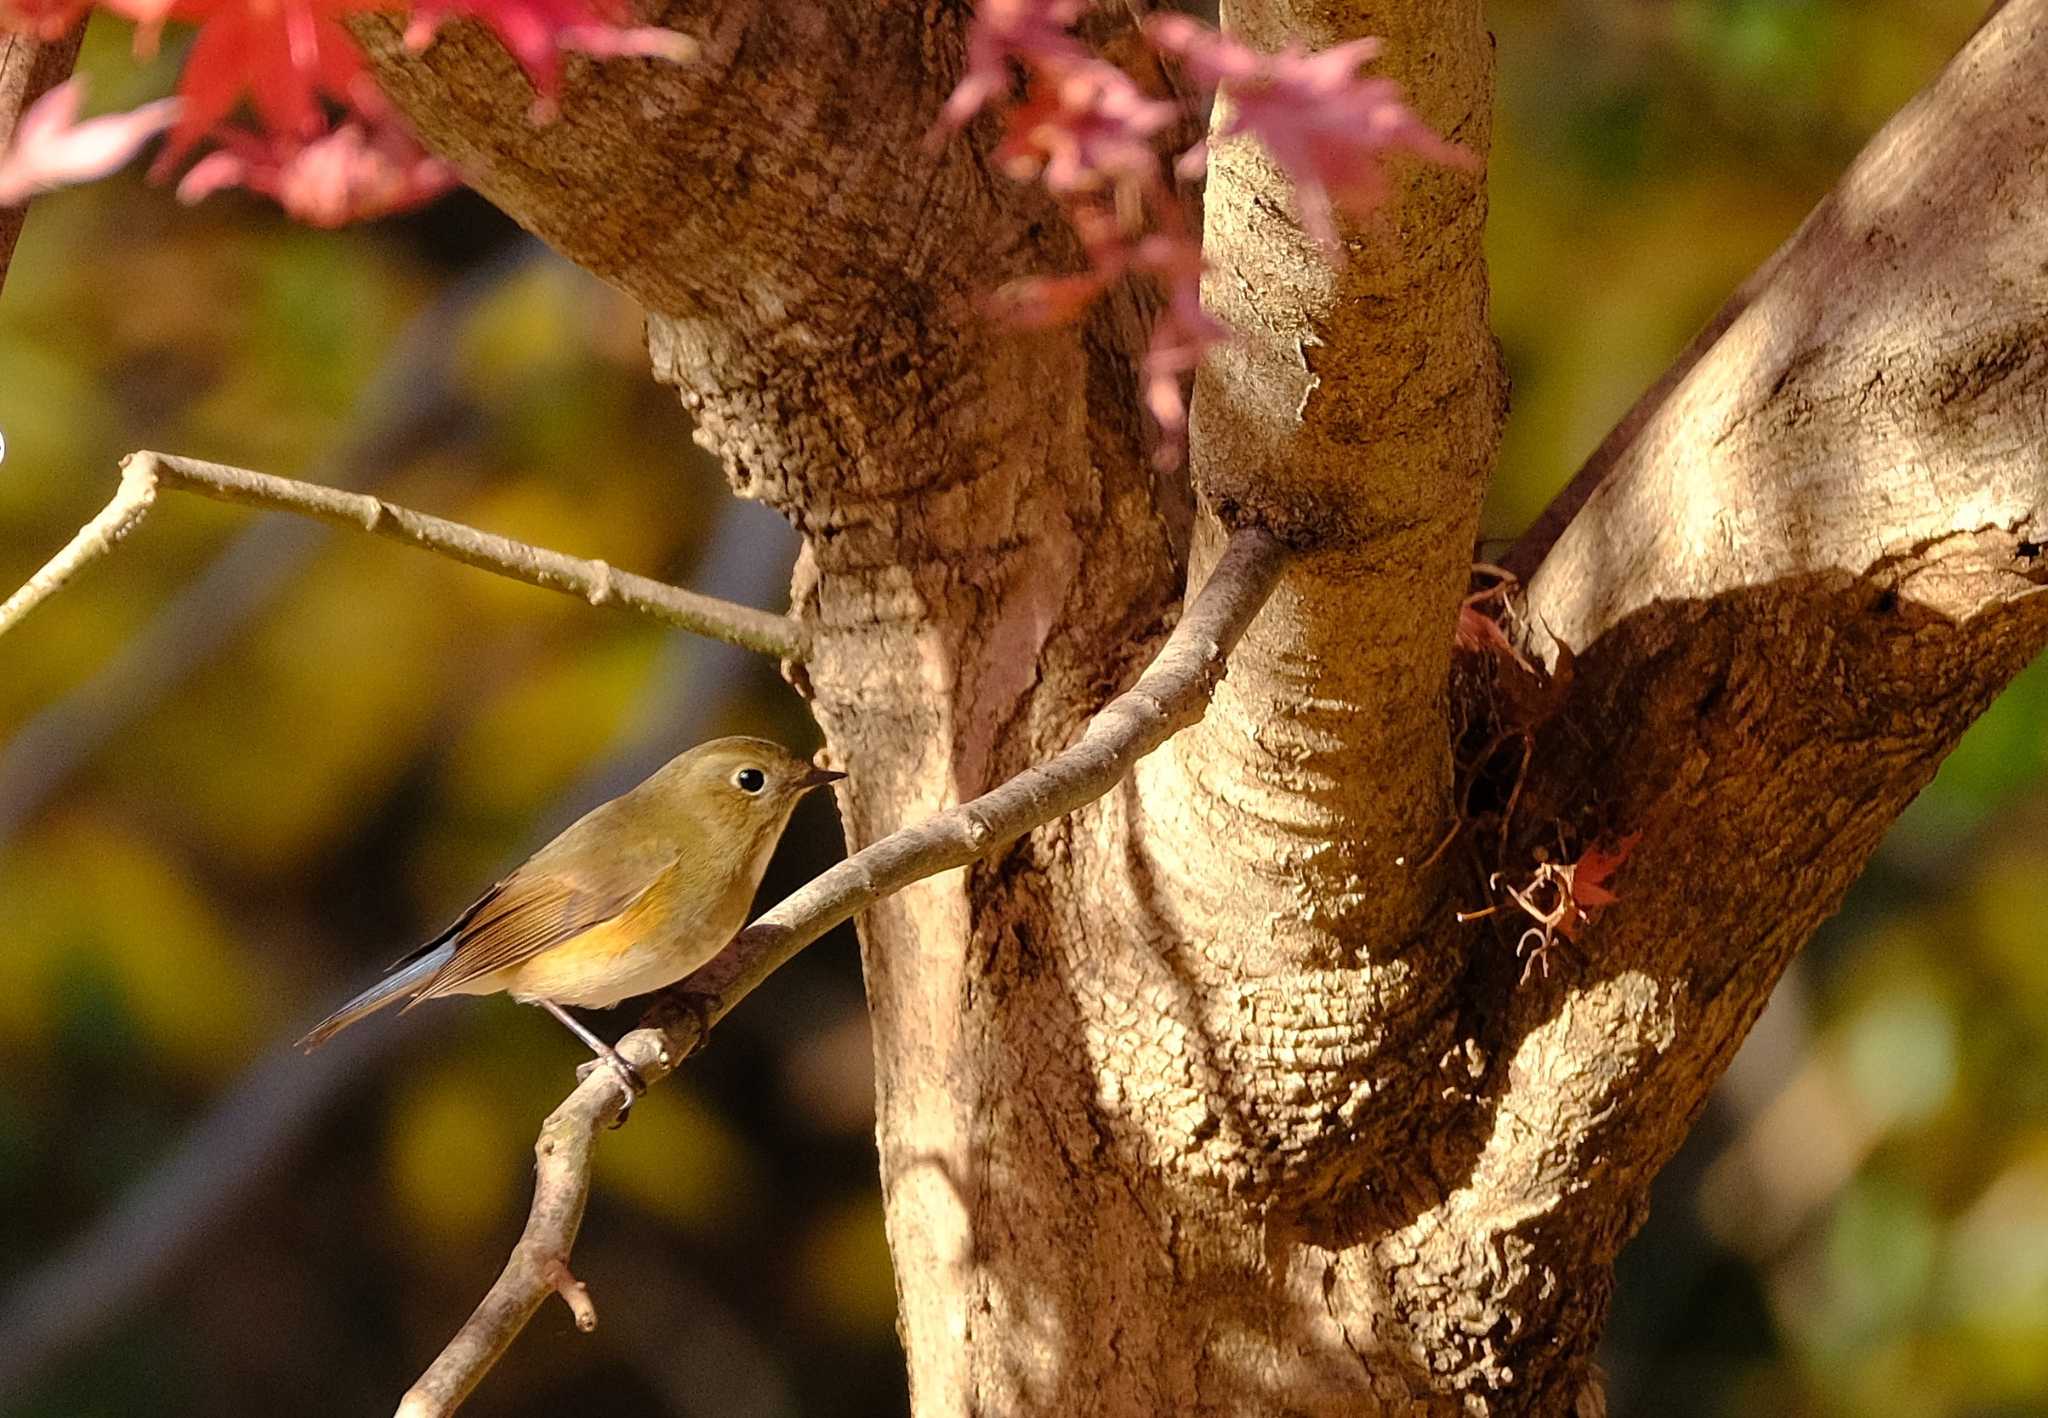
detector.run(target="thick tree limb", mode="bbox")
[1078,0,1501,1221]
[1493,0,2028,581]
[1497,264,1771,583]
[1180,0,1500,963]
[350,23,1213,1418]
[0,451,805,658]
[394,525,1288,1418]
[1351,2,2048,1403]
[0,25,83,295]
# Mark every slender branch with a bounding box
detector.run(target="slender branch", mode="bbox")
[0,451,807,660]
[394,525,1290,1418]
[0,460,156,634]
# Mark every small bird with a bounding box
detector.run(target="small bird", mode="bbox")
[298,737,842,1106]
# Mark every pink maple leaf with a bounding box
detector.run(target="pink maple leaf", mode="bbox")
[940,3,1260,466]
[935,0,1090,133]
[177,115,457,225]
[986,270,1114,328]
[1145,13,1472,252]
[404,0,696,109]
[994,59,1176,197]
[983,194,1222,460]
[0,78,179,207]
[1131,231,1225,461]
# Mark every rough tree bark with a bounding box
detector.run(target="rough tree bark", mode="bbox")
[353,0,2048,1411]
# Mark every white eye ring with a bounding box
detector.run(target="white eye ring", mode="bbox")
[733,766,767,794]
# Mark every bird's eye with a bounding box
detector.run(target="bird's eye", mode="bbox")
[733,767,767,794]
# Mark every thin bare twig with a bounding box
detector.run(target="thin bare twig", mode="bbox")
[0,451,807,660]
[395,525,1290,1418]
[0,460,156,634]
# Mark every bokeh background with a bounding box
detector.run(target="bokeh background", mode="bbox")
[1,1,2042,1414]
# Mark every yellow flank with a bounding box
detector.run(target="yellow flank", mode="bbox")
[495,871,714,1009]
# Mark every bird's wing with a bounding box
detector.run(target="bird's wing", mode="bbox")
[405,855,676,1003]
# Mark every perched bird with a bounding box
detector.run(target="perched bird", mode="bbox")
[298,737,842,1106]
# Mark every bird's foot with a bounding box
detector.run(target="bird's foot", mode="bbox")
[576,1045,647,1127]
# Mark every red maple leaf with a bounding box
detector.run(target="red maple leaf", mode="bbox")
[0,0,90,38]
[1566,832,1642,916]
[136,0,384,172]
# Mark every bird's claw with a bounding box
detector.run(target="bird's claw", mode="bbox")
[576,1052,647,1127]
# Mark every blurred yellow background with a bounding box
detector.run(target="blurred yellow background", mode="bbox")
[1,2,2042,1414]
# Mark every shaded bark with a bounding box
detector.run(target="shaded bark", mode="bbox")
[1469,9,2048,1392]
[359,0,2048,1411]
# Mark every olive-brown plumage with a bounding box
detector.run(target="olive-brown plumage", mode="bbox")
[298,737,841,1097]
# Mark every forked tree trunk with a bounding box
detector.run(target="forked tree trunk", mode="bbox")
[355,0,2048,1410]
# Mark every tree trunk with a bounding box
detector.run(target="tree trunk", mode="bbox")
[355,0,2048,1410]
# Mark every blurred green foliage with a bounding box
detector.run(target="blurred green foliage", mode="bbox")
[0,1,2041,1415]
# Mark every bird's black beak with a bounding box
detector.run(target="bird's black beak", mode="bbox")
[798,766,847,792]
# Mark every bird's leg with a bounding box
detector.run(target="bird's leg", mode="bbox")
[538,999,645,1124]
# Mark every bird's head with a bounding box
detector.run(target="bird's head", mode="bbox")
[646,735,844,846]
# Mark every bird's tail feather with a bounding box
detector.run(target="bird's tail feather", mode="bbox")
[296,942,457,1050]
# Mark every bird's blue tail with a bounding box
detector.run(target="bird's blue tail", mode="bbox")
[296,941,457,1050]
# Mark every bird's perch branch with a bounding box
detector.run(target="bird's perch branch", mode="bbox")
[394,525,1291,1418]
[0,451,807,660]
